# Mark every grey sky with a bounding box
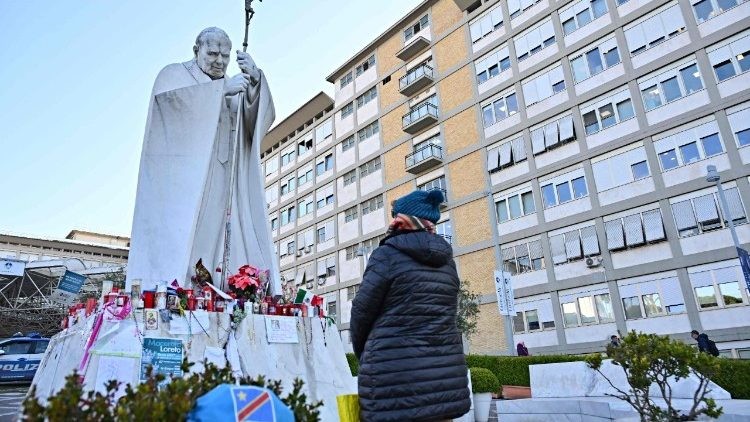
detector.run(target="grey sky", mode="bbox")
[0,0,420,239]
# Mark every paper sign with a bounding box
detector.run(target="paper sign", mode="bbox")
[204,346,226,369]
[0,258,25,277]
[140,337,183,381]
[95,355,136,399]
[50,270,86,305]
[168,311,210,335]
[264,316,299,343]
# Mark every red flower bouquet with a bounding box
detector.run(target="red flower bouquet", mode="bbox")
[227,265,262,301]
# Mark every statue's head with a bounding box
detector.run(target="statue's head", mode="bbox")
[193,27,232,80]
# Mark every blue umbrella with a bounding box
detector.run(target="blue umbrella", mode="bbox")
[188,384,295,422]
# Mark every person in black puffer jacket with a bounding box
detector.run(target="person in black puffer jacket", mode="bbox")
[351,189,471,422]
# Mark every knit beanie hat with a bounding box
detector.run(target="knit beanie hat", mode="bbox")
[391,189,443,224]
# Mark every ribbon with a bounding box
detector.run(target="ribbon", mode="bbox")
[78,301,133,377]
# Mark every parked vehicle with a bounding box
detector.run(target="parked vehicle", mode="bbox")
[0,333,49,383]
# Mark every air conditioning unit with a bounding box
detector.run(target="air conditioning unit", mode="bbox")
[318,275,327,285]
[296,250,303,257]
[585,257,602,268]
[306,282,314,290]
[304,246,312,253]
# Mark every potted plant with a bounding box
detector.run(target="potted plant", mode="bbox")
[469,367,499,422]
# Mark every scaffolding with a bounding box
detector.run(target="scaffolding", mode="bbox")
[0,259,121,338]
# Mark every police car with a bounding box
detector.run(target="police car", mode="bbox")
[0,333,49,383]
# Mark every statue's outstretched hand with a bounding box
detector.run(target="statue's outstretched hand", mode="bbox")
[224,74,251,96]
[237,51,260,86]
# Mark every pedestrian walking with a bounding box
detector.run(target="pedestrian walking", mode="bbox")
[609,335,621,348]
[350,189,471,422]
[516,341,529,356]
[691,330,720,356]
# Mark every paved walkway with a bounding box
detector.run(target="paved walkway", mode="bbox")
[0,385,26,422]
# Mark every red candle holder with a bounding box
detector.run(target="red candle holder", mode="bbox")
[143,290,156,309]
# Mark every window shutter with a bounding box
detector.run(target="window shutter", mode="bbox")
[723,187,746,221]
[688,270,713,288]
[327,256,336,269]
[645,15,666,46]
[305,230,315,246]
[672,200,698,231]
[624,25,646,53]
[325,221,335,240]
[487,147,501,171]
[559,115,575,142]
[660,5,685,33]
[297,233,305,250]
[605,219,625,250]
[660,277,684,306]
[294,271,305,286]
[317,260,327,277]
[544,122,560,148]
[531,128,546,154]
[490,6,503,27]
[502,247,516,261]
[550,234,567,264]
[540,20,555,42]
[512,136,527,162]
[470,22,482,42]
[528,240,544,260]
[693,194,719,224]
[623,214,645,246]
[618,283,638,299]
[508,0,521,15]
[643,209,666,241]
[581,226,601,256]
[564,230,583,259]
[498,142,512,167]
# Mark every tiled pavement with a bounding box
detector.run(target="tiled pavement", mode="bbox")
[0,386,26,422]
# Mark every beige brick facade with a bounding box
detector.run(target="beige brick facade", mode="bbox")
[448,151,484,201]
[431,0,465,40]
[453,198,493,247]
[443,108,479,155]
[469,303,508,355]
[434,27,467,74]
[384,141,411,186]
[457,248,496,296]
[438,65,474,114]
[377,33,403,77]
[380,68,404,111]
[380,104,407,147]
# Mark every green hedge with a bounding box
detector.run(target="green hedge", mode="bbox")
[345,353,749,399]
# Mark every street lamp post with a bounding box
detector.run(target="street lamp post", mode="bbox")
[705,165,741,251]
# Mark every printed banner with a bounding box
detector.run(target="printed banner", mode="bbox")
[140,337,183,382]
[50,270,86,305]
[0,259,26,277]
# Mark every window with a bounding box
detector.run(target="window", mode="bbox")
[265,156,279,176]
[280,206,296,226]
[707,31,750,83]
[570,38,620,83]
[317,227,327,243]
[592,144,650,191]
[692,0,748,24]
[561,292,613,327]
[508,0,545,19]
[436,220,453,243]
[297,167,313,187]
[341,102,354,118]
[280,149,295,167]
[475,45,511,84]
[297,197,314,218]
[522,65,565,106]
[347,284,360,300]
[298,135,313,156]
[470,4,503,43]
[286,240,296,256]
[315,118,333,141]
[341,135,356,152]
[362,195,384,215]
[560,0,609,36]
[502,239,544,275]
[280,176,296,196]
[642,293,664,316]
[530,115,576,156]
[481,92,519,127]
[654,120,724,171]
[357,121,380,142]
[488,135,527,172]
[727,104,750,147]
[514,19,556,62]
[622,296,644,319]
[640,61,704,111]
[0,341,32,355]
[316,194,334,209]
[549,225,600,265]
[605,209,666,250]
[496,190,536,223]
[671,188,747,237]
[340,72,353,88]
[356,87,377,108]
[270,217,278,230]
[540,172,588,208]
[356,55,375,76]
[624,4,686,56]
[342,169,357,187]
[359,157,382,178]
[345,245,358,260]
[525,310,540,330]
[405,14,429,41]
[344,206,359,223]
[316,153,334,176]
[580,89,635,135]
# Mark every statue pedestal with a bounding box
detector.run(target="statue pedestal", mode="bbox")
[31,310,356,421]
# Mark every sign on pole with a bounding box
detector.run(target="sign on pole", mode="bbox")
[0,259,26,277]
[50,270,86,305]
[737,247,750,293]
[494,270,515,316]
[140,337,184,382]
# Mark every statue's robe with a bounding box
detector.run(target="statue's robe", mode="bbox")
[126,59,280,295]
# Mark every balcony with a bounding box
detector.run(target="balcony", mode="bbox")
[402,102,439,134]
[405,142,444,174]
[396,36,430,61]
[399,64,435,97]
[453,0,480,11]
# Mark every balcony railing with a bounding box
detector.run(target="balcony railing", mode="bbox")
[438,233,453,244]
[399,64,434,96]
[402,102,439,134]
[405,142,443,174]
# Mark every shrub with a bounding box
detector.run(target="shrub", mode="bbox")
[23,359,323,421]
[466,354,585,386]
[586,331,722,421]
[470,367,500,394]
[714,358,750,400]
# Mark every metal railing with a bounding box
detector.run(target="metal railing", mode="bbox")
[402,102,439,127]
[405,142,443,168]
[399,63,434,90]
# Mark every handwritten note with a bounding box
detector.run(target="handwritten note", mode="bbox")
[264,316,299,344]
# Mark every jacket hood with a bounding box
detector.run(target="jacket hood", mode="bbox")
[383,230,453,267]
